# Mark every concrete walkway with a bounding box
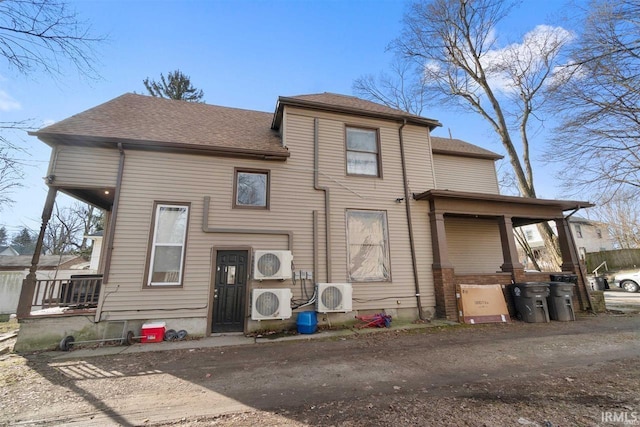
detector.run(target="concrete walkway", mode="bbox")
[48,320,458,360]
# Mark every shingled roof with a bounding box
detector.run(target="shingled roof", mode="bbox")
[431,136,502,160]
[31,93,289,160]
[273,92,442,129]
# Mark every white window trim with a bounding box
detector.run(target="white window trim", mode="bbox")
[148,203,189,286]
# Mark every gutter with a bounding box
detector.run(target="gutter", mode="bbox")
[201,197,293,251]
[399,119,425,320]
[314,118,332,282]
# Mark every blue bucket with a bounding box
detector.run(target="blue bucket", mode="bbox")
[296,311,317,334]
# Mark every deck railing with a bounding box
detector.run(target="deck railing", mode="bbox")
[31,274,103,313]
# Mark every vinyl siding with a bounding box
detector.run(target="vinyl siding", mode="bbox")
[433,153,499,194]
[287,107,435,311]
[97,107,438,321]
[51,146,119,187]
[445,217,503,274]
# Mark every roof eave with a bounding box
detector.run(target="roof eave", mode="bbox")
[273,96,442,130]
[431,148,504,160]
[414,189,594,211]
[32,132,290,161]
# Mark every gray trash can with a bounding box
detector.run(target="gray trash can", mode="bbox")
[547,281,576,321]
[550,273,578,285]
[511,282,550,323]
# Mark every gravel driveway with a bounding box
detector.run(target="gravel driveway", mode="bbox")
[1,313,639,426]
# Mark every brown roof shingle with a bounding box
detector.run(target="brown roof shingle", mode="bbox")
[32,93,289,159]
[430,136,503,160]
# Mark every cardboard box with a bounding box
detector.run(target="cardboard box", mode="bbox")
[456,284,510,324]
[141,322,166,343]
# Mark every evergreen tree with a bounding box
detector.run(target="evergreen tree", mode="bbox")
[143,70,204,102]
[11,227,37,255]
[0,226,7,246]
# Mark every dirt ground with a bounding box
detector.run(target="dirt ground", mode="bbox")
[1,312,639,427]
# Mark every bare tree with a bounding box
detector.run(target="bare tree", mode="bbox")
[548,0,640,202]
[354,0,573,268]
[43,202,103,255]
[590,193,640,249]
[0,0,103,210]
[0,0,102,76]
[143,70,205,102]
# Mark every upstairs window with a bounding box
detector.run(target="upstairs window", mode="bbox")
[574,224,583,238]
[147,203,189,286]
[234,169,270,209]
[346,126,381,177]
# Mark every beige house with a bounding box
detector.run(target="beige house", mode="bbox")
[16,93,594,350]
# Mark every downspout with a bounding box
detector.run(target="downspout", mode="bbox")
[399,119,425,320]
[95,143,125,322]
[314,118,332,282]
[102,143,125,284]
[202,197,293,251]
[564,208,595,313]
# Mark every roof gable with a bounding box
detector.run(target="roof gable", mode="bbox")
[273,92,442,129]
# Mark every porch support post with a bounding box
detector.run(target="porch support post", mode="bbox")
[555,217,591,310]
[556,218,580,271]
[16,187,57,319]
[498,215,524,271]
[429,210,456,319]
[429,211,452,269]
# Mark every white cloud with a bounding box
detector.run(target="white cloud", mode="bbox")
[42,119,56,127]
[482,25,575,94]
[0,90,21,111]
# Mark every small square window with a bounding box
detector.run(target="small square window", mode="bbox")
[346,127,380,177]
[234,169,269,209]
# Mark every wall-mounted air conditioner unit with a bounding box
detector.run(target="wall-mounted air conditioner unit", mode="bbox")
[253,250,293,280]
[316,283,353,313]
[251,288,293,320]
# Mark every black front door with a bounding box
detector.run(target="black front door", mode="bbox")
[212,250,248,333]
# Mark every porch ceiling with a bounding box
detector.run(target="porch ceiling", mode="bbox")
[60,188,115,210]
[414,189,594,226]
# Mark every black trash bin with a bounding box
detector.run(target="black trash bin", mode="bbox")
[511,282,550,323]
[550,273,578,284]
[547,282,576,321]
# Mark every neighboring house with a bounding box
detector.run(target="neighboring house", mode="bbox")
[0,246,20,256]
[0,255,87,315]
[517,217,616,269]
[16,93,594,350]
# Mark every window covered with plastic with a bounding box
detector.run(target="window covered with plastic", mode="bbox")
[346,210,390,281]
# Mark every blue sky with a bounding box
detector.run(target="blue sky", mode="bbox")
[0,0,579,236]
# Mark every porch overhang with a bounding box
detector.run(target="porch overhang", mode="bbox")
[413,189,594,226]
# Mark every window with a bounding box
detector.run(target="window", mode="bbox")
[525,229,534,240]
[346,210,390,281]
[574,224,583,238]
[234,169,269,209]
[346,126,380,177]
[147,203,189,286]
[596,228,602,239]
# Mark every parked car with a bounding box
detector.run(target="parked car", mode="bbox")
[610,270,640,293]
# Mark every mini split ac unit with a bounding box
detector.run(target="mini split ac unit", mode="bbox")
[316,283,353,313]
[251,288,293,320]
[253,250,293,280]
